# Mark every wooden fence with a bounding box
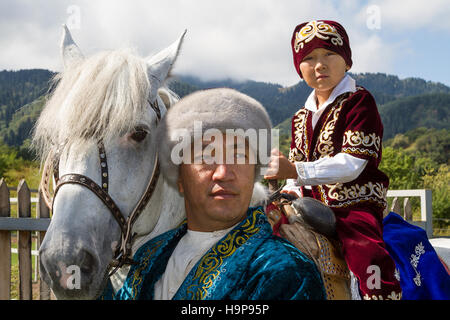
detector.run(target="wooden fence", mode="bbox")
[0,177,436,300]
[386,189,433,238]
[0,178,51,300]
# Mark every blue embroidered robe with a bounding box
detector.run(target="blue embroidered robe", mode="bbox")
[101,206,326,300]
[383,212,450,300]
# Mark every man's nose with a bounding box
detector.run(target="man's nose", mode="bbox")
[212,163,235,181]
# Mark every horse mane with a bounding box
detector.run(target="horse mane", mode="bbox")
[32,48,152,162]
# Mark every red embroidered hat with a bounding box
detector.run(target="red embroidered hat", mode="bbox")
[291,20,352,78]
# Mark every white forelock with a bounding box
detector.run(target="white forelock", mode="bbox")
[32,48,152,162]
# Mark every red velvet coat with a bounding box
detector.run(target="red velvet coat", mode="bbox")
[288,87,402,299]
[288,86,389,219]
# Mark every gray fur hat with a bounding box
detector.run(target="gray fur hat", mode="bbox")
[156,88,272,189]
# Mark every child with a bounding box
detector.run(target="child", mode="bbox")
[264,20,402,300]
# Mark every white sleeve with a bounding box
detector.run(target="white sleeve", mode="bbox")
[295,153,368,186]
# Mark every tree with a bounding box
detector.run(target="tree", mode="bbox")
[380,147,422,190]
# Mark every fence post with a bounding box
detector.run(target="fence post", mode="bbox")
[0,179,11,300]
[403,198,412,221]
[37,188,51,300]
[17,180,32,300]
[390,197,401,215]
[423,189,433,238]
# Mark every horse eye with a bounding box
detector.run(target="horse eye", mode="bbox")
[130,128,148,142]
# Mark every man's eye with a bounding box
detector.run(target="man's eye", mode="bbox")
[130,128,148,142]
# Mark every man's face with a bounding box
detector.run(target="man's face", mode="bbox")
[177,134,256,231]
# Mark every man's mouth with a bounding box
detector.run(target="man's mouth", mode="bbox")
[210,189,238,199]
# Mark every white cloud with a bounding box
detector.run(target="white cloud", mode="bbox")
[371,0,450,31]
[0,0,448,86]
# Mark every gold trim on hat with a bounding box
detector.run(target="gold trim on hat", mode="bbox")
[294,20,344,53]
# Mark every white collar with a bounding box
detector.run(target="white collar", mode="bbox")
[304,74,356,113]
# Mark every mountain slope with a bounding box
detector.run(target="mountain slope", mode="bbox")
[1,69,449,154]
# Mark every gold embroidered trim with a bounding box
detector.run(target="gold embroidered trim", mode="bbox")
[342,130,381,156]
[342,147,378,159]
[294,20,343,53]
[327,181,386,202]
[315,106,341,158]
[292,109,309,159]
[317,181,387,209]
[131,239,165,298]
[185,209,262,299]
[289,147,306,162]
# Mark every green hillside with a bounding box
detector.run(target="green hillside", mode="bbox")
[0,69,54,130]
[380,93,450,140]
[1,69,449,158]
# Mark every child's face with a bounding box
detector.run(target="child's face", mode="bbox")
[299,48,348,97]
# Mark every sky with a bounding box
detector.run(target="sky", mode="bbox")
[1,0,450,87]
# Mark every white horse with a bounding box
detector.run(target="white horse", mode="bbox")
[33,26,188,299]
[34,26,268,300]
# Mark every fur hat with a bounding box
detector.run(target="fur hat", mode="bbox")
[291,20,352,78]
[156,88,272,189]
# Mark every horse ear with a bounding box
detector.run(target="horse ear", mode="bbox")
[147,30,187,99]
[61,24,84,69]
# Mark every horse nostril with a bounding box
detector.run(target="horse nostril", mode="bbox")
[79,250,98,279]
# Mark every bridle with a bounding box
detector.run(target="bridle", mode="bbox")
[39,100,162,276]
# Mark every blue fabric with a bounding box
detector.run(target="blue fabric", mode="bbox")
[383,212,450,300]
[101,206,326,300]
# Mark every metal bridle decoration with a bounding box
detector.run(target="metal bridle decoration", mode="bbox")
[39,100,162,276]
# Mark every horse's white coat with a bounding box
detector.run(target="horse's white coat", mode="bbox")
[35,26,187,299]
[429,238,450,269]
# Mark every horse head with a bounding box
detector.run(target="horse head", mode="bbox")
[34,26,186,299]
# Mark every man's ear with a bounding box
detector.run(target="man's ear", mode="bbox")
[177,177,184,194]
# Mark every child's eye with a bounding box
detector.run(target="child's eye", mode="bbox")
[303,56,313,61]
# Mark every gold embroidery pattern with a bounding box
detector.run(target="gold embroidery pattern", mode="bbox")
[130,239,165,298]
[289,145,306,162]
[313,88,364,160]
[342,147,378,159]
[314,95,348,159]
[363,291,402,300]
[327,181,386,202]
[317,182,387,209]
[294,20,343,53]
[342,130,380,158]
[185,209,263,299]
[292,109,309,159]
[316,106,341,158]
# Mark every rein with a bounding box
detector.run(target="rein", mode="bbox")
[39,100,162,276]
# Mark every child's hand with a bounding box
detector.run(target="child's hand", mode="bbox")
[264,149,298,180]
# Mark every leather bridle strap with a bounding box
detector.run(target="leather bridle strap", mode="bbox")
[53,172,127,234]
[108,158,160,274]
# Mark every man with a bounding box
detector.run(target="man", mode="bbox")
[104,88,325,300]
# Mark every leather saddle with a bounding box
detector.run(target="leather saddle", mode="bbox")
[265,195,351,300]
